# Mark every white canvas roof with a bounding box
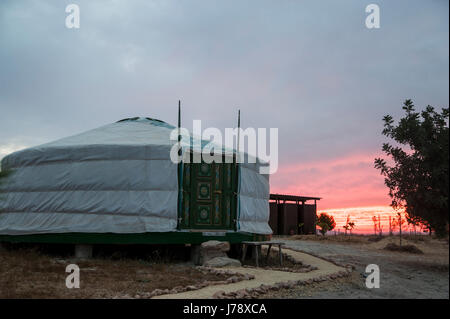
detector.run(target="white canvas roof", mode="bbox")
[0,118,271,235]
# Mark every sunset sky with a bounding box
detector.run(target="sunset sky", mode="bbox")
[0,1,448,233]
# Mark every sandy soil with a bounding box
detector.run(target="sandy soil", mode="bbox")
[260,235,449,299]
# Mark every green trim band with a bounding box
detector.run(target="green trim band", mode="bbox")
[0,232,270,245]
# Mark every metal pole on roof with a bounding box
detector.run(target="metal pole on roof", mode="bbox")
[237,109,240,161]
[178,100,182,155]
[178,100,181,132]
[234,109,240,231]
[177,100,182,229]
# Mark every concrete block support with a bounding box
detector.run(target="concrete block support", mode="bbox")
[190,244,201,265]
[75,244,93,259]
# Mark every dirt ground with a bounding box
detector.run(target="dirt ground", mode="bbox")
[242,248,313,272]
[0,247,231,299]
[259,235,449,299]
[1,235,448,299]
[154,248,345,299]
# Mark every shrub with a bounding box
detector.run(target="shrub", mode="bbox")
[316,213,336,236]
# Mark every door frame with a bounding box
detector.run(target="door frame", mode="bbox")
[178,152,238,231]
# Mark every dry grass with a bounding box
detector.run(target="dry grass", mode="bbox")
[399,258,449,272]
[368,236,448,252]
[0,247,230,299]
[286,234,449,272]
[288,234,370,243]
[288,233,448,247]
[383,243,424,254]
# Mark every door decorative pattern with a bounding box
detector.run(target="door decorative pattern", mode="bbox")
[179,157,237,230]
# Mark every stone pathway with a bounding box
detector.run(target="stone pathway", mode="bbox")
[153,247,348,299]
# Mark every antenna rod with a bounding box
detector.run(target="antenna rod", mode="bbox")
[178,100,182,156]
[237,109,240,161]
[178,100,181,131]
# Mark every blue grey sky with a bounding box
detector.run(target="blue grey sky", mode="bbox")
[0,0,448,207]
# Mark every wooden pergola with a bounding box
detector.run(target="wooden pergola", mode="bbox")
[270,194,321,204]
[269,194,321,235]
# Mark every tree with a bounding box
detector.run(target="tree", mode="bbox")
[390,215,398,235]
[392,212,406,246]
[372,216,379,236]
[378,214,383,236]
[388,215,393,236]
[343,216,350,235]
[316,213,336,236]
[343,215,356,235]
[348,221,355,235]
[374,100,449,237]
[406,213,421,237]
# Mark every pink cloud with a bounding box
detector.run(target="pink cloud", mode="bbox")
[270,152,391,210]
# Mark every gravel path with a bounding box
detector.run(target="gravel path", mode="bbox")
[273,238,449,299]
[153,248,345,299]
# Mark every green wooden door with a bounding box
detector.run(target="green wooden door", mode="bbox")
[180,159,237,230]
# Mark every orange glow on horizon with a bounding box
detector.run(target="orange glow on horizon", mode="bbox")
[270,153,428,234]
[318,205,414,234]
[270,152,391,210]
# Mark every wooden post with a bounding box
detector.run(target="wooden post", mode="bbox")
[254,245,259,267]
[282,200,286,235]
[266,244,272,263]
[241,244,247,263]
[278,244,283,266]
[313,200,317,235]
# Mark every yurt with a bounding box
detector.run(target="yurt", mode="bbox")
[0,117,272,245]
